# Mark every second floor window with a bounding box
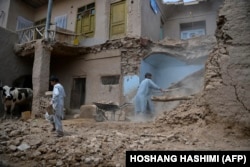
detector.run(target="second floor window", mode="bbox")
[180,21,206,40]
[76,3,95,38]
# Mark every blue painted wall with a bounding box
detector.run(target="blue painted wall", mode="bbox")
[123,53,205,103]
[140,53,204,89]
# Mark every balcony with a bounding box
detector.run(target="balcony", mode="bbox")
[15,24,88,57]
[16,24,81,45]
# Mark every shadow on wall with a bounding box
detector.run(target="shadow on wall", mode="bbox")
[0,80,4,117]
[12,74,32,89]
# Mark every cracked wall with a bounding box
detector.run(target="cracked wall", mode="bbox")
[204,0,250,127]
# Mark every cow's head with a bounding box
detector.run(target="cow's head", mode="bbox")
[0,86,15,100]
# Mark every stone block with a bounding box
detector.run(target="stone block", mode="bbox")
[79,105,96,118]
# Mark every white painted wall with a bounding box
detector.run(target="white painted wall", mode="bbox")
[127,0,142,37]
[141,0,162,41]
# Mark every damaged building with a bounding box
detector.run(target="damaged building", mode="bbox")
[0,0,223,117]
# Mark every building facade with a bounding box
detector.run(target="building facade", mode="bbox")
[0,0,223,116]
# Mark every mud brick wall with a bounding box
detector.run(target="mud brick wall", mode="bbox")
[204,0,250,127]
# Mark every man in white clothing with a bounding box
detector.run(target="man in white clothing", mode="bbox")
[134,73,163,117]
[49,76,66,137]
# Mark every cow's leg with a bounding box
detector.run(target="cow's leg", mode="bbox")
[10,104,15,119]
[3,105,7,119]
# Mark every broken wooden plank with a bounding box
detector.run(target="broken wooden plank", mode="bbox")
[151,95,193,102]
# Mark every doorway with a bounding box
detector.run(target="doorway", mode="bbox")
[70,77,86,109]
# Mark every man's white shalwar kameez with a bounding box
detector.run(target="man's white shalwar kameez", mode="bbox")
[135,78,160,115]
[51,83,66,133]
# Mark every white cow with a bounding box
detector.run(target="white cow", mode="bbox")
[0,85,33,119]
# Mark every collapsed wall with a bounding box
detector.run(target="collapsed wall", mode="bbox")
[203,0,250,128]
[156,0,250,130]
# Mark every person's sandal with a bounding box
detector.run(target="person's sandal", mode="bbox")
[55,134,63,137]
[55,131,64,137]
[51,124,56,132]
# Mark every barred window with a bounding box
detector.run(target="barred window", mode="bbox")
[76,3,95,37]
[101,75,120,85]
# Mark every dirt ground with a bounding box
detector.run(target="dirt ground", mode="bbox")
[0,95,249,167]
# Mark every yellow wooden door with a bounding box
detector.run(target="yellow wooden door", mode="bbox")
[90,14,95,34]
[110,1,126,39]
[82,15,90,32]
[82,12,95,37]
[76,14,82,34]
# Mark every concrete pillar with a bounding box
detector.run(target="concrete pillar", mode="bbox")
[32,40,51,118]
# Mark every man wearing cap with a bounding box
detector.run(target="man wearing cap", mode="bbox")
[49,76,66,137]
[135,72,163,117]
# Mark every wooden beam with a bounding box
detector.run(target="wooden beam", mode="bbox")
[151,95,193,102]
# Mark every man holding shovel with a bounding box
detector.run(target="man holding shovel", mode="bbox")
[134,72,163,117]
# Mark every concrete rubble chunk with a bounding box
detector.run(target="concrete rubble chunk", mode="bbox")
[9,145,17,151]
[17,143,30,151]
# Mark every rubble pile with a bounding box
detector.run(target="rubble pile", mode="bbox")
[1,107,249,167]
[0,119,129,167]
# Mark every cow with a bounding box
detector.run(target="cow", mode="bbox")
[0,85,33,119]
